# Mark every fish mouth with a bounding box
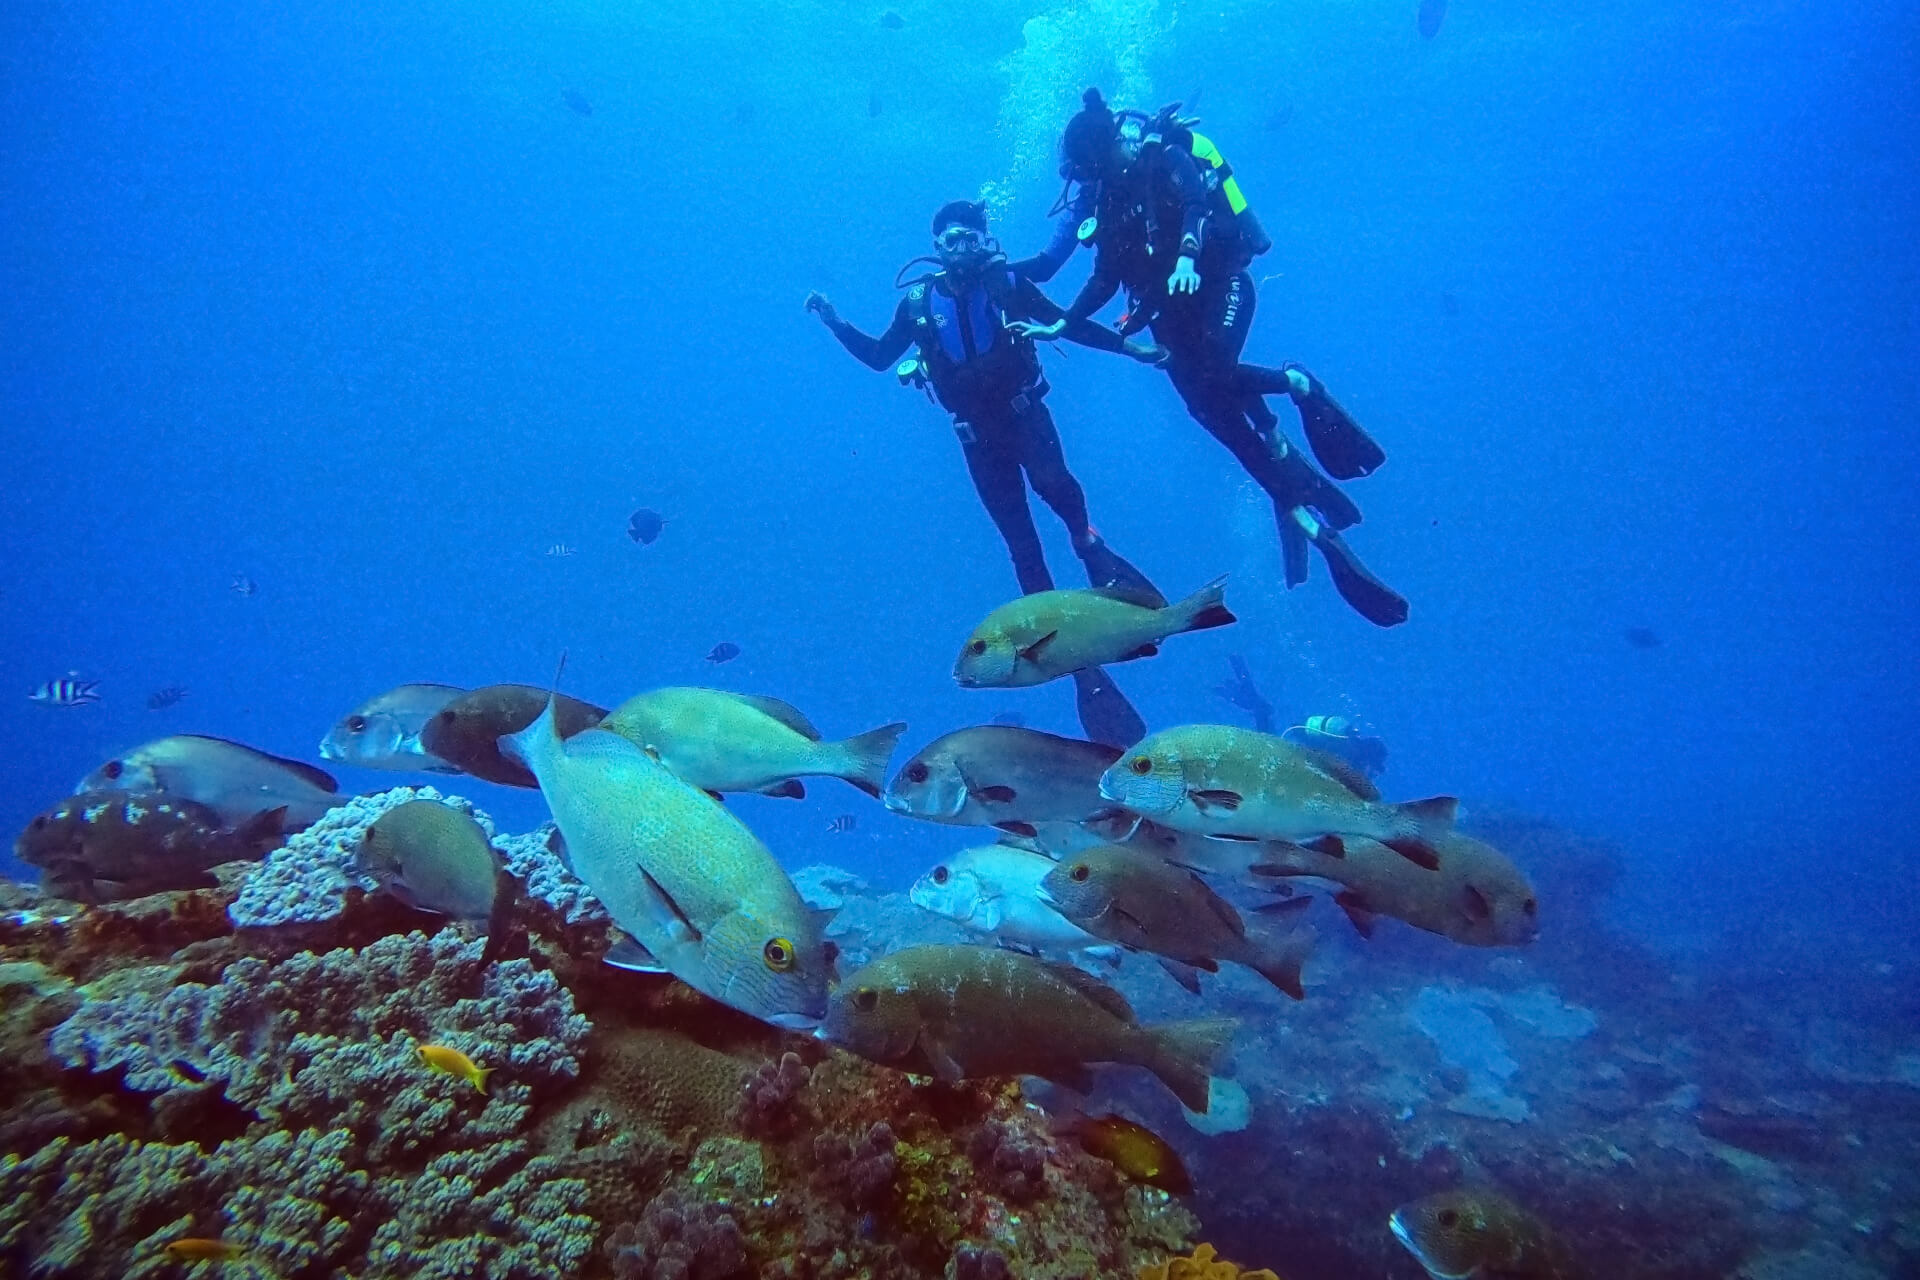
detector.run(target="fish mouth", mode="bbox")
[882,791,911,814]
[1387,1213,1462,1280]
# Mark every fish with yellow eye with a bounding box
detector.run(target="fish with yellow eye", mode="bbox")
[416,1043,494,1093]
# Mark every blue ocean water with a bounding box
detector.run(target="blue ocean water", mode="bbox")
[3,0,1917,1265]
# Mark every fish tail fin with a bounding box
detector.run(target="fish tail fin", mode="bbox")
[1147,1016,1238,1113]
[1381,795,1458,869]
[502,653,569,770]
[1247,924,1316,1001]
[473,1066,495,1095]
[1169,575,1236,634]
[834,721,908,797]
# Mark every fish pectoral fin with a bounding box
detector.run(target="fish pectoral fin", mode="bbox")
[1460,884,1492,922]
[1203,832,1261,844]
[1124,642,1161,660]
[1156,956,1205,995]
[637,868,704,945]
[994,938,1043,957]
[1334,891,1378,939]
[1018,631,1059,664]
[972,784,1018,804]
[705,790,728,804]
[1189,789,1243,812]
[917,1034,968,1084]
[604,933,669,973]
[1304,834,1346,859]
[992,821,1039,838]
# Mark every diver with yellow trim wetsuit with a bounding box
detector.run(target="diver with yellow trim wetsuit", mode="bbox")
[806,199,1168,746]
[1022,89,1408,628]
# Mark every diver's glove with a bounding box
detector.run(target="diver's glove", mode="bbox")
[1168,255,1201,295]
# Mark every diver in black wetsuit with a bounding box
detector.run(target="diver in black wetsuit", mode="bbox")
[1028,89,1410,628]
[807,199,1168,746]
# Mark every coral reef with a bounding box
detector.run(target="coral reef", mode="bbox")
[1138,1241,1280,1280]
[228,785,600,928]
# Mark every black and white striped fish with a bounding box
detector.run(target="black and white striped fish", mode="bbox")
[29,675,101,707]
[826,813,858,835]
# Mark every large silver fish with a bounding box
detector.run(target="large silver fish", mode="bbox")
[600,687,904,800]
[885,726,1122,837]
[908,844,1110,957]
[321,683,467,773]
[78,735,343,830]
[503,694,827,1029]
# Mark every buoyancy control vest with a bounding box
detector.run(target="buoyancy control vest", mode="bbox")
[902,267,1044,418]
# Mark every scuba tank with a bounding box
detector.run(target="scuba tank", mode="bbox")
[1143,103,1273,257]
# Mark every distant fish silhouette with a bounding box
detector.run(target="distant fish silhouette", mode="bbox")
[1623,627,1663,650]
[627,508,666,545]
[879,10,904,29]
[546,544,577,558]
[1418,0,1446,38]
[147,685,189,711]
[827,814,857,834]
[29,675,100,708]
[561,88,593,117]
[706,642,741,664]
[230,574,257,597]
[1441,291,1461,317]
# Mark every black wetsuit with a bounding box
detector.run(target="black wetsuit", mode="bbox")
[1063,146,1407,626]
[824,265,1130,595]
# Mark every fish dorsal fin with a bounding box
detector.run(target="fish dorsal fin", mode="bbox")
[1087,583,1169,611]
[721,692,823,740]
[1299,749,1380,802]
[1041,959,1136,1023]
[179,736,340,793]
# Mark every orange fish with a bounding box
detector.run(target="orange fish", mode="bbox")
[163,1237,244,1262]
[416,1043,493,1093]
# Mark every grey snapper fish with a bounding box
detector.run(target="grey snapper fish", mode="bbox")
[909,845,1110,957]
[820,943,1234,1112]
[1253,831,1539,947]
[885,726,1123,836]
[79,735,342,830]
[503,693,828,1028]
[600,687,904,800]
[356,799,506,921]
[953,578,1236,688]
[1099,724,1455,870]
[1040,843,1314,999]
[321,683,468,773]
[16,791,285,902]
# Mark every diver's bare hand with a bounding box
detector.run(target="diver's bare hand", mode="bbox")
[804,291,837,324]
[1124,340,1170,366]
[1007,319,1068,340]
[1167,256,1201,295]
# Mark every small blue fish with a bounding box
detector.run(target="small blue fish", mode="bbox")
[561,88,593,117]
[706,642,741,664]
[627,508,666,545]
[230,574,257,597]
[827,814,857,834]
[29,675,100,708]
[146,685,189,711]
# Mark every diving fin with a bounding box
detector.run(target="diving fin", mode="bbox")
[1072,666,1147,749]
[1268,432,1362,531]
[1286,363,1386,481]
[1275,503,1311,587]
[1290,510,1410,628]
[1078,537,1166,607]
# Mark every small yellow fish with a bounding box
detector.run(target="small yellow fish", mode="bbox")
[163,1237,245,1262]
[1059,1111,1192,1195]
[416,1043,493,1093]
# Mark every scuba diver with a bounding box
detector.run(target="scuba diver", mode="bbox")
[1283,714,1389,779]
[806,198,1168,747]
[1211,653,1275,733]
[1022,89,1409,628]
